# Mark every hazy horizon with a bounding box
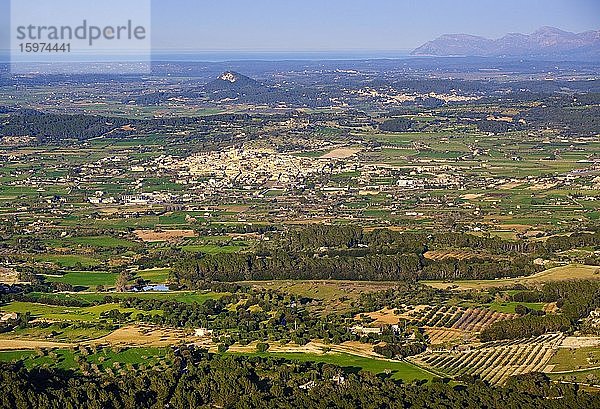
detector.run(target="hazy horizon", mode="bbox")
[1,0,599,53]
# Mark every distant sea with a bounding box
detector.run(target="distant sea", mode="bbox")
[150,50,412,62]
[0,50,412,64]
[0,50,415,72]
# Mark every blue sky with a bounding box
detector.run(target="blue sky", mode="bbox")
[1,0,599,52]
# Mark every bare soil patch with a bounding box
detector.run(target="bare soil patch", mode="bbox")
[499,182,523,190]
[0,267,20,284]
[359,307,401,325]
[528,182,558,191]
[560,337,600,349]
[498,224,533,232]
[227,340,383,359]
[134,229,197,242]
[320,147,362,159]
[461,193,483,200]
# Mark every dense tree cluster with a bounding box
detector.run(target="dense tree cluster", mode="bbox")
[480,314,571,342]
[172,251,541,285]
[0,353,597,409]
[519,105,600,137]
[481,281,600,341]
[545,231,600,252]
[169,226,565,285]
[0,112,133,143]
[373,342,427,359]
[379,118,415,132]
[277,226,543,254]
[358,283,449,311]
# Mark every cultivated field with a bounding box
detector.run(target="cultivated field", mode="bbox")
[424,327,466,345]
[0,268,20,284]
[134,229,197,242]
[411,333,565,385]
[405,305,516,332]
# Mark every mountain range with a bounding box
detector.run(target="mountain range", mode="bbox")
[411,27,600,59]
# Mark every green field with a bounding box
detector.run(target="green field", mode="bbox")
[0,349,77,370]
[88,347,167,369]
[68,236,138,249]
[233,352,434,382]
[34,254,100,268]
[25,291,226,305]
[0,348,433,382]
[44,271,118,287]
[0,324,110,342]
[136,268,171,283]
[0,347,168,371]
[548,346,600,372]
[487,302,545,314]
[547,368,600,387]
[0,302,161,322]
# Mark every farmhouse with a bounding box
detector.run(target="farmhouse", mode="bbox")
[350,325,383,335]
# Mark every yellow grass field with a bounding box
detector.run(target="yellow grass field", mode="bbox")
[246,280,398,313]
[0,339,73,350]
[90,325,194,347]
[0,325,196,351]
[228,340,382,360]
[134,229,197,242]
[320,147,362,159]
[358,307,402,325]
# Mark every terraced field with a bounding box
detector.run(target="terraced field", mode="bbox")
[424,327,466,345]
[407,305,516,332]
[411,333,564,385]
